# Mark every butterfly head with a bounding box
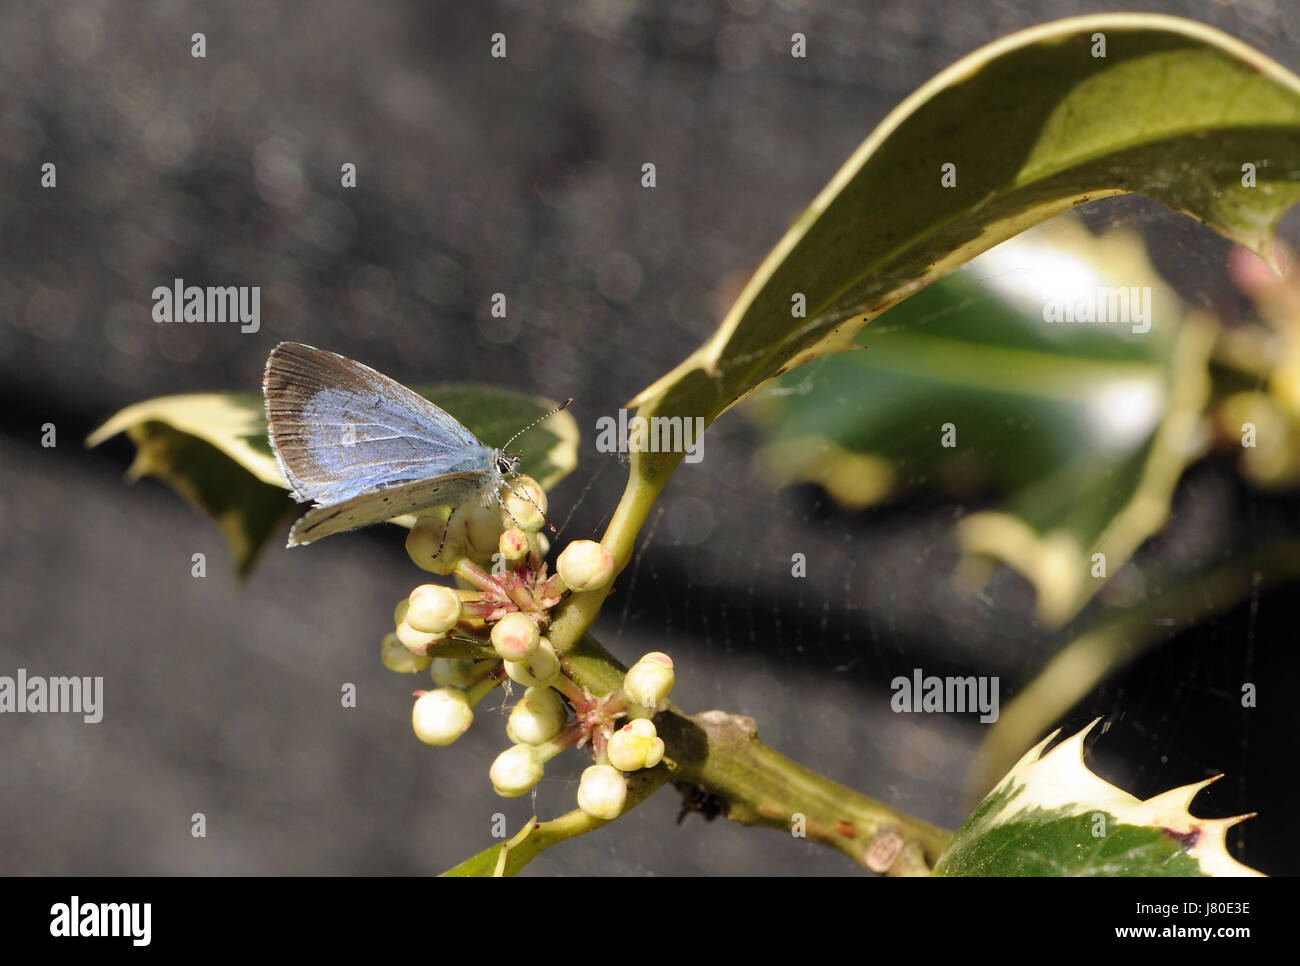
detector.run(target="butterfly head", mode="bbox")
[495,451,521,478]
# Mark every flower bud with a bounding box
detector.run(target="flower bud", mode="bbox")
[498,527,530,563]
[381,632,431,673]
[504,638,559,687]
[556,540,615,592]
[622,652,674,707]
[395,620,443,654]
[502,475,547,532]
[506,686,566,745]
[490,612,540,662]
[464,503,505,563]
[406,514,465,575]
[406,583,463,634]
[489,744,545,797]
[576,764,627,820]
[606,717,664,772]
[393,599,410,626]
[411,688,473,746]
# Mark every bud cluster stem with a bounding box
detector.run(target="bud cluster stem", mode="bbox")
[558,633,953,875]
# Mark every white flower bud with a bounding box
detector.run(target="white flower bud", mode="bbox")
[406,584,463,634]
[555,540,615,592]
[505,719,525,745]
[507,686,566,745]
[504,638,559,687]
[576,764,627,820]
[502,475,547,532]
[395,620,443,654]
[406,514,465,575]
[464,504,504,562]
[606,717,661,771]
[489,743,545,797]
[381,632,431,673]
[411,688,473,746]
[490,612,540,662]
[622,651,674,707]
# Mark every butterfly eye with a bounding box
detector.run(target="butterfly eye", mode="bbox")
[496,454,518,475]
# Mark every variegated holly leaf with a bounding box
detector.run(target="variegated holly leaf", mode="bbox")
[934,721,1261,876]
[87,385,579,575]
[626,14,1300,489]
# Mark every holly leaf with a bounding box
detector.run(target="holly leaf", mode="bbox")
[934,720,1262,876]
[627,14,1300,485]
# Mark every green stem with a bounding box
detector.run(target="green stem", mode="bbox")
[546,455,676,656]
[660,709,951,874]
[564,633,952,874]
[464,663,505,706]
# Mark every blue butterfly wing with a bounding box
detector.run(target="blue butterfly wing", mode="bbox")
[288,471,493,546]
[264,342,497,506]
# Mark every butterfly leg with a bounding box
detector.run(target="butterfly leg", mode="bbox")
[436,506,457,557]
[498,478,557,534]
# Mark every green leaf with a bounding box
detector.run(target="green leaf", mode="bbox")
[628,14,1300,479]
[441,812,595,878]
[750,218,1215,626]
[934,721,1262,876]
[441,843,507,877]
[87,385,580,574]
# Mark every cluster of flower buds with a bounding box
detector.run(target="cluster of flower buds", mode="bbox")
[483,650,676,821]
[376,472,674,824]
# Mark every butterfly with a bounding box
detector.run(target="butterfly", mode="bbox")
[263,342,566,546]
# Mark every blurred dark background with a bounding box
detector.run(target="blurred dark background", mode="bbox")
[2,0,1298,875]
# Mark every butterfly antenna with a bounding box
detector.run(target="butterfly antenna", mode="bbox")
[496,398,571,535]
[501,398,573,452]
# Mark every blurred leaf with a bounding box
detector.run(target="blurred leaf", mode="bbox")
[934,721,1262,876]
[1214,246,1300,487]
[751,218,1214,625]
[967,539,1300,803]
[628,14,1300,483]
[88,385,580,574]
